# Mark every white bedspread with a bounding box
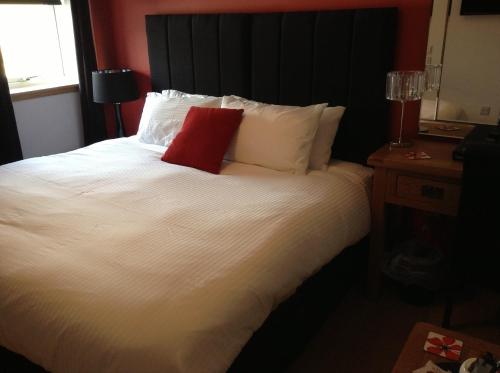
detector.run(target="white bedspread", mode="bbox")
[0,137,371,373]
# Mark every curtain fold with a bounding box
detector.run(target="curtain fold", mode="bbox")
[70,0,107,145]
[0,47,23,165]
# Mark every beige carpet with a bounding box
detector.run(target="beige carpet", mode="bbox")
[288,285,500,373]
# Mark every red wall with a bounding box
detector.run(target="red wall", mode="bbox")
[89,0,432,141]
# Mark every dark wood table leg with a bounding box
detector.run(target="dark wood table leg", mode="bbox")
[368,167,387,298]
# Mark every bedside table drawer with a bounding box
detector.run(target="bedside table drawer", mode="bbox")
[387,172,461,215]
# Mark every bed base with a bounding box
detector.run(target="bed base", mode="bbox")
[229,236,368,372]
[0,347,46,372]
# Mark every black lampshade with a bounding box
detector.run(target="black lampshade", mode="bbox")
[92,69,139,104]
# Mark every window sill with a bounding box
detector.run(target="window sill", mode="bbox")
[10,81,79,102]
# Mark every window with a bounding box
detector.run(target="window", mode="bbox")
[0,0,78,90]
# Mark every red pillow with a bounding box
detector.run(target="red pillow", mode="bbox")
[161,106,244,174]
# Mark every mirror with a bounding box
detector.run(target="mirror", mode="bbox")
[420,0,500,136]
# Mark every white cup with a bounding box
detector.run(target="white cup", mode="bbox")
[459,358,477,373]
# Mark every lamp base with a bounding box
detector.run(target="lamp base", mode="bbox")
[113,103,125,138]
[390,140,413,148]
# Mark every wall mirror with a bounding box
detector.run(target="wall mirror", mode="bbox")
[420,0,500,137]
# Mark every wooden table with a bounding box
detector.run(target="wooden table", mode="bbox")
[392,322,500,372]
[367,139,463,297]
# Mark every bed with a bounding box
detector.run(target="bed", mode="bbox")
[0,9,396,373]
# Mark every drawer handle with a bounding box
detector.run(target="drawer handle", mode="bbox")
[421,185,444,200]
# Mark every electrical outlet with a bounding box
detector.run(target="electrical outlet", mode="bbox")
[480,106,491,116]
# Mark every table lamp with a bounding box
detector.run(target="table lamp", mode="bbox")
[386,70,426,147]
[92,69,139,137]
[425,64,443,122]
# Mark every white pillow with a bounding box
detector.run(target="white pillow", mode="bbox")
[137,92,221,147]
[309,106,346,170]
[162,89,216,99]
[222,95,327,174]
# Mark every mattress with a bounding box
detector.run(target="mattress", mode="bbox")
[0,137,371,373]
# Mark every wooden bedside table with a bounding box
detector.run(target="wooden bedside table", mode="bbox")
[392,322,500,372]
[367,139,463,297]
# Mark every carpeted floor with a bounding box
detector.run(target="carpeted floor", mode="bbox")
[288,285,500,373]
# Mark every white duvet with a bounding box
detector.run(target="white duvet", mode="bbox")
[0,137,371,373]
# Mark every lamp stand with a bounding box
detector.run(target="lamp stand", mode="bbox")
[390,100,412,148]
[113,103,125,138]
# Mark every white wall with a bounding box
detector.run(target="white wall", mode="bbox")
[13,91,84,159]
[439,0,500,124]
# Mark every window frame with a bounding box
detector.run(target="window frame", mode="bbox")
[0,1,78,96]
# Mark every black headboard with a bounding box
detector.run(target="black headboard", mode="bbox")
[146,9,397,164]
